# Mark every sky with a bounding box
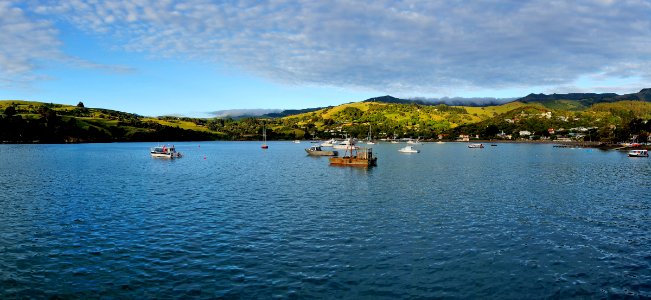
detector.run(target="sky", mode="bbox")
[1,0,651,117]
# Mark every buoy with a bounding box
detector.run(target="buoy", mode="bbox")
[204,156,206,159]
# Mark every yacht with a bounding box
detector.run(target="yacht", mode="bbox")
[333,139,360,150]
[321,138,337,147]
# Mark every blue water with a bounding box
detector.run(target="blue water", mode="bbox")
[1,142,650,298]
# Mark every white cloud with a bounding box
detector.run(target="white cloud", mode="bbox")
[0,0,60,85]
[0,0,135,87]
[17,0,651,93]
[208,109,283,118]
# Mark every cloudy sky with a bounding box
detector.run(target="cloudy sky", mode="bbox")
[1,0,651,117]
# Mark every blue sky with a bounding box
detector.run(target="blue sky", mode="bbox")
[2,0,651,117]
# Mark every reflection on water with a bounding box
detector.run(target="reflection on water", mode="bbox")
[0,142,650,298]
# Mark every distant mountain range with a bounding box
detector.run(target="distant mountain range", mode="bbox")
[362,95,515,107]
[520,88,651,103]
[255,88,651,118]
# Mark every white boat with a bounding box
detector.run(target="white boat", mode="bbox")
[293,140,301,143]
[628,149,648,157]
[334,139,360,150]
[150,145,182,158]
[321,138,337,147]
[468,143,484,148]
[398,145,420,153]
[407,138,422,145]
[366,125,376,145]
[261,126,268,149]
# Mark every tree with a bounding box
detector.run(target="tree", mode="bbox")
[3,106,16,116]
[484,124,499,137]
[77,101,85,108]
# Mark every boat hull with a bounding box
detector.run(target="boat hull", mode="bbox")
[305,149,338,156]
[150,145,182,159]
[628,150,648,157]
[329,156,377,167]
[333,144,360,150]
[150,152,181,159]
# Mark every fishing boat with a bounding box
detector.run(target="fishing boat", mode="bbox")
[150,145,182,159]
[261,126,268,149]
[468,143,484,148]
[398,145,420,153]
[329,139,377,167]
[628,149,648,157]
[305,145,338,156]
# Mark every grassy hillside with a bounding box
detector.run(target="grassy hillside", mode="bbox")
[0,100,218,143]
[2,95,651,143]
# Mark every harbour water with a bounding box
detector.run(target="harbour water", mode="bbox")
[1,142,649,298]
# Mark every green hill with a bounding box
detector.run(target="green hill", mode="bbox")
[0,100,219,143]
[2,89,651,143]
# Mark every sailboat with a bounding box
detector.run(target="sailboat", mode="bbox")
[366,125,375,145]
[261,125,269,149]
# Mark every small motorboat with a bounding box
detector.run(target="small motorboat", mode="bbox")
[628,149,648,157]
[398,145,420,153]
[305,146,338,156]
[468,143,484,148]
[150,145,182,159]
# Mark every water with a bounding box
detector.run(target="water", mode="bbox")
[1,142,649,298]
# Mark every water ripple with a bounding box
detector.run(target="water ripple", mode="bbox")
[0,142,649,298]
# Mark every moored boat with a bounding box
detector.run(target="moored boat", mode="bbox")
[366,125,376,145]
[628,149,648,157]
[406,138,422,145]
[305,145,338,156]
[333,139,360,150]
[468,143,484,148]
[150,145,182,159]
[398,145,420,153]
[261,126,269,149]
[329,139,377,167]
[321,138,337,147]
